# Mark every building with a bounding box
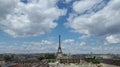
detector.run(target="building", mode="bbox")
[60,58,81,63]
[0,57,5,67]
[2,60,49,67]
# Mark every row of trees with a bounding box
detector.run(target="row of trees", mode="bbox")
[85,56,101,64]
[38,54,56,60]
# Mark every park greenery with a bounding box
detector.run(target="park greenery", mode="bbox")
[85,56,100,64]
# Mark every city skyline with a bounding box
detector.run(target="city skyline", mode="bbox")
[0,0,120,54]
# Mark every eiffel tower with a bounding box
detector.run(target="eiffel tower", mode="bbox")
[56,35,63,59]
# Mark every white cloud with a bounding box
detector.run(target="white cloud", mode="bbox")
[106,34,120,44]
[0,0,66,37]
[40,40,53,45]
[0,0,18,20]
[73,0,103,14]
[79,42,86,46]
[79,35,90,40]
[0,40,56,53]
[65,0,72,3]
[65,0,120,40]
[63,39,75,45]
[0,40,120,54]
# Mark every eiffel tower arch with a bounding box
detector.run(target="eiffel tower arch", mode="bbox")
[56,35,63,59]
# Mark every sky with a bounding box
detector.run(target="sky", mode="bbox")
[0,0,120,54]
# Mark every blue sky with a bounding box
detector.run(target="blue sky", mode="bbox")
[0,0,120,54]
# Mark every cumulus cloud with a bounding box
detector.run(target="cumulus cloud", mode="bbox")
[73,0,103,14]
[63,39,75,45]
[0,40,56,53]
[65,0,120,43]
[106,34,120,44]
[79,35,90,40]
[0,40,120,54]
[79,42,86,46]
[39,40,53,45]
[65,0,72,3]
[0,0,18,20]
[0,0,66,37]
